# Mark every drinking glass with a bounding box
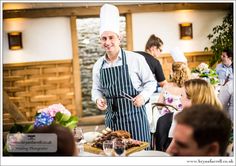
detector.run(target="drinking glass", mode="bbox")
[74,127,84,143]
[113,138,126,156]
[74,127,84,153]
[103,140,113,156]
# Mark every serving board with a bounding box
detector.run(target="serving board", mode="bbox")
[84,142,149,156]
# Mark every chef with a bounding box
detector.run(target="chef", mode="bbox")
[91,4,156,143]
[170,47,188,64]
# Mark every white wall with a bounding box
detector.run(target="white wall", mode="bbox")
[132,10,227,53]
[3,17,72,64]
[2,10,227,64]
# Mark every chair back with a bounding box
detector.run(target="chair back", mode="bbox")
[151,103,178,151]
[152,102,178,113]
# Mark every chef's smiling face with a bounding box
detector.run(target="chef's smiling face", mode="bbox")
[100,31,121,54]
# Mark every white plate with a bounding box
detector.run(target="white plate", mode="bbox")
[83,132,100,143]
[129,150,170,157]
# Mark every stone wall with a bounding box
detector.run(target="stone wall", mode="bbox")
[76,17,126,116]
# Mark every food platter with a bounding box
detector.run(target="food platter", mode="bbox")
[84,141,149,156]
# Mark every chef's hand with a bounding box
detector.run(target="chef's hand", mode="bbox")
[133,95,145,107]
[96,98,107,111]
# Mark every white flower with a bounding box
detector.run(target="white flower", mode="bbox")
[191,62,219,85]
[191,73,199,79]
[197,63,209,71]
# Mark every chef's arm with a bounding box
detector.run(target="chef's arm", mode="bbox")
[91,64,104,103]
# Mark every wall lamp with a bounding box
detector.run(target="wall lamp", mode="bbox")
[8,32,23,50]
[179,23,192,40]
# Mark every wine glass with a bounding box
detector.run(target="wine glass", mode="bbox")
[74,127,84,143]
[103,140,113,156]
[74,127,84,153]
[113,138,126,157]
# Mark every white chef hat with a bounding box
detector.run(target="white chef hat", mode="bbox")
[170,47,187,63]
[100,4,120,36]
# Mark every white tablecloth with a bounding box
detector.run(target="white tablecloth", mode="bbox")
[129,150,170,157]
[78,150,170,157]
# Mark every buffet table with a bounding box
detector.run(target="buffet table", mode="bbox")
[82,141,149,156]
[77,148,170,157]
[76,92,164,157]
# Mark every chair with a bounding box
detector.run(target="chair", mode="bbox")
[151,103,178,151]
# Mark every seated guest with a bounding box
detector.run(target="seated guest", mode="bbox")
[216,49,233,85]
[218,80,234,123]
[158,62,190,115]
[154,78,222,151]
[181,78,222,110]
[166,104,232,156]
[152,51,190,151]
[170,78,223,137]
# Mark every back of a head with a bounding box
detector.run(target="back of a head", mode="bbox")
[10,124,76,156]
[171,62,190,87]
[31,124,76,156]
[22,125,76,156]
[145,34,163,51]
[184,79,222,109]
[175,104,232,156]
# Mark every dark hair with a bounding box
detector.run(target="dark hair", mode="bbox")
[175,104,232,156]
[222,49,233,60]
[145,34,163,51]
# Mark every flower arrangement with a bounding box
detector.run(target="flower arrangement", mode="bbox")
[34,103,78,130]
[191,62,219,85]
[4,103,78,156]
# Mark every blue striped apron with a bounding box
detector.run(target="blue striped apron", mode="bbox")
[100,49,150,143]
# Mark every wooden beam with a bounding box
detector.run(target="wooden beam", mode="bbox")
[126,13,133,51]
[3,3,232,19]
[159,51,213,58]
[78,115,105,126]
[3,91,27,122]
[70,16,83,117]
[3,59,72,67]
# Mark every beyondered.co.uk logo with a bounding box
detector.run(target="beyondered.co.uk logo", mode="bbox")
[7,133,57,153]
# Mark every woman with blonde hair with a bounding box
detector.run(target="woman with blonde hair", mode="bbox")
[154,78,222,151]
[158,62,191,114]
[160,78,224,152]
[152,62,190,150]
[181,78,222,110]
[173,79,222,139]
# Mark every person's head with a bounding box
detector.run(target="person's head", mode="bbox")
[100,31,122,55]
[221,49,233,65]
[145,34,163,58]
[166,104,232,156]
[99,4,121,55]
[181,78,222,109]
[171,62,190,87]
[10,125,77,156]
[32,124,77,156]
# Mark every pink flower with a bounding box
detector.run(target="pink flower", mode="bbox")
[37,103,71,117]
